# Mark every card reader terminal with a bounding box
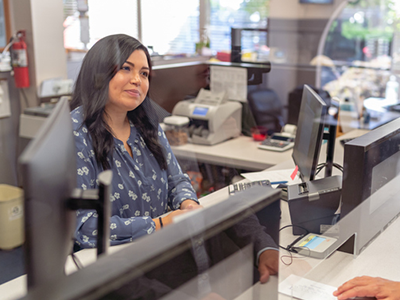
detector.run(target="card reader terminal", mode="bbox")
[292,233,338,259]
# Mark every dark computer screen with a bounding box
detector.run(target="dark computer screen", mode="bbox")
[20,187,281,300]
[340,117,400,254]
[19,98,112,290]
[292,84,328,182]
[19,97,77,288]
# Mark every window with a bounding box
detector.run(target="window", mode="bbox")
[141,0,199,55]
[320,0,400,107]
[88,0,139,47]
[209,0,269,53]
[63,0,199,55]
[0,0,11,50]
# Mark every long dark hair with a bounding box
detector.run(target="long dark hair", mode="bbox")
[70,34,167,170]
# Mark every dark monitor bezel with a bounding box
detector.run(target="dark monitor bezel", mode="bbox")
[292,84,328,182]
[341,117,400,218]
[20,187,281,300]
[340,117,400,254]
[19,98,77,288]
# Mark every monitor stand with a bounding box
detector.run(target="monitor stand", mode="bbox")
[287,175,342,235]
[67,170,112,256]
[322,113,338,178]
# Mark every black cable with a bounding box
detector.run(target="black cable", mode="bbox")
[315,162,343,176]
[279,224,308,233]
[278,224,310,266]
[279,224,309,253]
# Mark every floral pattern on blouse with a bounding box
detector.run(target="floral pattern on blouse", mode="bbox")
[71,106,198,248]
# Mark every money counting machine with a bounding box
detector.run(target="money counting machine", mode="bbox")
[172,89,242,145]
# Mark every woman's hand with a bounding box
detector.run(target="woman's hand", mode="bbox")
[154,201,203,230]
[333,276,400,300]
[180,199,203,210]
[158,209,191,228]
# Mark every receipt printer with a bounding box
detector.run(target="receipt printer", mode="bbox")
[172,90,242,145]
[288,175,342,235]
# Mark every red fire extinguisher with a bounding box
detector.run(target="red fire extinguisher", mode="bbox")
[11,30,30,88]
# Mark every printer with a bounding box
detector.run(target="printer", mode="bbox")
[172,89,242,145]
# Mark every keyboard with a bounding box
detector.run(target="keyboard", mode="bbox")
[228,180,271,195]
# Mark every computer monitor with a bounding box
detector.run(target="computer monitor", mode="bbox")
[292,84,328,182]
[287,85,342,235]
[18,98,77,288]
[20,186,281,300]
[340,117,400,254]
[19,98,111,289]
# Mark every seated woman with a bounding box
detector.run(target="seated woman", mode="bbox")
[70,34,200,250]
[70,34,278,284]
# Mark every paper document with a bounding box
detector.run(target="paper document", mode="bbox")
[194,88,227,106]
[279,274,337,300]
[210,66,247,102]
[241,169,301,188]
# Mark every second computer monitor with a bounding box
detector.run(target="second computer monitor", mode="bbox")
[292,84,328,182]
[340,117,400,254]
[19,98,77,289]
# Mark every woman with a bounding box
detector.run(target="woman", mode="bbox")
[70,34,200,249]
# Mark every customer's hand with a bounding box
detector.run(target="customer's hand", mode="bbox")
[200,292,226,300]
[258,249,279,283]
[333,276,400,300]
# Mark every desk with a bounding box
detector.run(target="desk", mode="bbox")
[270,129,399,299]
[20,113,291,172]
[170,135,293,171]
[340,97,400,133]
[177,128,400,299]
[3,129,398,300]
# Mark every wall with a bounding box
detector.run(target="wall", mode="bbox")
[9,0,67,109]
[269,0,347,19]
[0,0,67,186]
[0,72,21,186]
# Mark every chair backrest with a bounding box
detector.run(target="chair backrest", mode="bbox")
[247,88,284,134]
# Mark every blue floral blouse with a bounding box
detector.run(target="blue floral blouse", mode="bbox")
[71,106,198,249]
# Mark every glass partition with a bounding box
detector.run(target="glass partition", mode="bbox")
[314,0,400,132]
[149,61,276,197]
[21,187,281,300]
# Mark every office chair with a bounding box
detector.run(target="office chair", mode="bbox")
[247,88,284,135]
